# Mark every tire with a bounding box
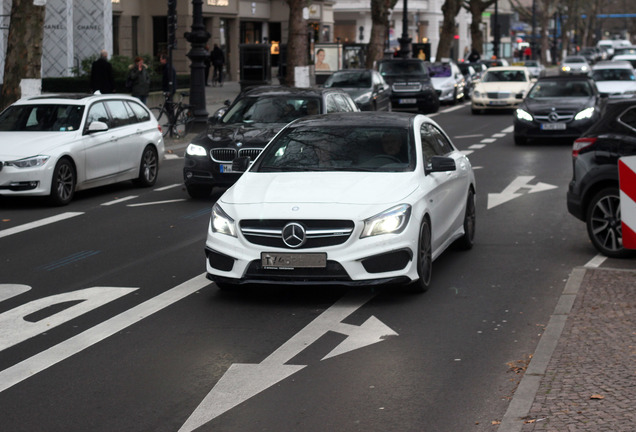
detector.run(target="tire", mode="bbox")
[514,135,527,145]
[586,187,632,258]
[450,88,458,105]
[186,184,213,199]
[174,109,193,138]
[134,146,159,187]
[407,216,432,293]
[150,107,171,138]
[48,158,75,206]
[455,189,476,250]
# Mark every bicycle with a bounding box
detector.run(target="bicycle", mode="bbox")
[150,91,194,139]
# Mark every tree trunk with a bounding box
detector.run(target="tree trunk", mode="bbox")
[0,0,46,111]
[436,0,462,61]
[465,0,496,56]
[366,0,398,69]
[284,0,308,87]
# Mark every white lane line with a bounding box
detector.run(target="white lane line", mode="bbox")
[481,138,496,143]
[455,134,483,139]
[502,126,514,133]
[101,196,138,206]
[0,212,83,239]
[461,150,474,156]
[164,154,181,160]
[0,273,211,393]
[441,104,466,113]
[154,183,181,191]
[584,254,607,268]
[127,199,188,207]
[492,133,506,138]
[469,144,486,149]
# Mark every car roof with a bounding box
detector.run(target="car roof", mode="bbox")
[288,111,418,129]
[12,93,139,105]
[378,58,425,64]
[564,56,587,61]
[592,61,634,69]
[484,66,528,71]
[536,75,592,82]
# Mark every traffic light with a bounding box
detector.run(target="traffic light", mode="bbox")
[168,0,177,48]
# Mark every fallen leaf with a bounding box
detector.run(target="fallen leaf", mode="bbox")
[524,419,536,424]
[491,420,501,425]
[590,394,605,400]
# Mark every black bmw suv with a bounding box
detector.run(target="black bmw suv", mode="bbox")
[376,58,439,114]
[567,95,636,257]
[183,86,358,198]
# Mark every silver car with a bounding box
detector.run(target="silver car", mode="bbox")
[561,56,591,76]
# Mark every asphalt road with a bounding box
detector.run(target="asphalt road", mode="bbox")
[1,101,629,432]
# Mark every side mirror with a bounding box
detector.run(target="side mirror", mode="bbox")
[87,121,108,133]
[232,156,251,173]
[425,156,456,175]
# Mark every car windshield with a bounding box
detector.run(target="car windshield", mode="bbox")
[565,57,586,63]
[324,71,372,88]
[528,80,593,98]
[0,104,84,132]
[524,61,538,67]
[378,61,429,78]
[222,96,321,124]
[254,126,415,173]
[427,63,452,77]
[482,70,528,82]
[592,69,635,81]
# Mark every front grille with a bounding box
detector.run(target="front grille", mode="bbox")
[210,148,236,163]
[487,92,511,99]
[534,111,575,122]
[393,83,422,92]
[240,219,355,249]
[244,259,351,281]
[239,148,262,160]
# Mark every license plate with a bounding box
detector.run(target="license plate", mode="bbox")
[399,98,416,104]
[488,100,508,105]
[261,252,327,269]
[541,123,567,130]
[220,163,233,173]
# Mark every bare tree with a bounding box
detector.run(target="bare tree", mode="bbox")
[366,0,399,69]
[463,0,496,56]
[0,0,46,110]
[436,0,463,60]
[284,0,308,86]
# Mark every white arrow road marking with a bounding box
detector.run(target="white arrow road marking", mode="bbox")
[0,212,83,239]
[0,284,31,303]
[487,176,558,209]
[179,292,398,432]
[0,273,211,393]
[101,196,138,206]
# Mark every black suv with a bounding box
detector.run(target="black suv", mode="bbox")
[183,86,358,198]
[377,58,439,114]
[567,95,636,257]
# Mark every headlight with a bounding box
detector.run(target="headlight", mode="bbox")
[211,203,237,237]
[515,108,533,122]
[5,155,50,168]
[574,107,595,120]
[581,66,589,71]
[186,143,207,157]
[361,204,411,238]
[562,66,570,72]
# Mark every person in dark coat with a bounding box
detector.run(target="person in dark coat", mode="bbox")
[211,44,225,87]
[126,56,151,104]
[467,48,481,63]
[204,45,211,86]
[90,50,115,94]
[160,54,176,97]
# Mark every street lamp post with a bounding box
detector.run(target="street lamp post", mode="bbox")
[493,0,499,58]
[398,0,411,58]
[184,0,210,130]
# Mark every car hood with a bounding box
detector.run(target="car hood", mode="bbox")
[383,74,429,84]
[430,76,455,88]
[522,97,595,112]
[595,81,636,94]
[474,81,530,93]
[339,88,371,99]
[0,131,78,159]
[220,171,418,217]
[196,123,285,148]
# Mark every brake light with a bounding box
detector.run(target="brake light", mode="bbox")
[157,125,163,134]
[572,137,597,158]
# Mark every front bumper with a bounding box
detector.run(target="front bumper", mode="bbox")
[0,164,52,197]
[183,155,242,188]
[513,118,595,141]
[472,96,521,110]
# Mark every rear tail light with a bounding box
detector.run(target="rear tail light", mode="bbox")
[572,137,597,158]
[157,125,163,134]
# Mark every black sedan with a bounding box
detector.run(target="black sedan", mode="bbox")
[183,86,359,198]
[323,69,391,111]
[513,76,604,145]
[567,95,636,258]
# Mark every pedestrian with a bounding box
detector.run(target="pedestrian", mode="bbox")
[524,46,532,60]
[211,44,225,87]
[467,48,481,63]
[204,45,211,86]
[160,53,176,97]
[126,56,151,104]
[90,49,115,94]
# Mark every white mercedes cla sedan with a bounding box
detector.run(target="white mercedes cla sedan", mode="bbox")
[205,112,476,292]
[0,93,164,205]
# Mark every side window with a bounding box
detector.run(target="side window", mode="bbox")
[105,100,133,128]
[431,126,454,155]
[86,103,110,128]
[127,101,151,123]
[420,123,438,160]
[334,94,353,112]
[620,107,636,130]
[326,95,340,113]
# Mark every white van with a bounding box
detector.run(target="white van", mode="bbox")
[597,40,631,57]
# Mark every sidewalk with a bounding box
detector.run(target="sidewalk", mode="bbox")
[500,267,636,431]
